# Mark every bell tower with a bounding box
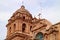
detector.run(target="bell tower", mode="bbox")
[5,5,33,40]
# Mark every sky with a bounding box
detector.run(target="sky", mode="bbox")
[0,0,60,40]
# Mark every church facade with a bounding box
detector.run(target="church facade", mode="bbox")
[5,5,60,40]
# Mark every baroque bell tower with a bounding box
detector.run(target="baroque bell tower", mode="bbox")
[5,5,33,40]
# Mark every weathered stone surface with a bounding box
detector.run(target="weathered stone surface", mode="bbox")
[5,5,60,40]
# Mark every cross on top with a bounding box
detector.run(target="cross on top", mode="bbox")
[22,0,24,5]
[38,13,41,19]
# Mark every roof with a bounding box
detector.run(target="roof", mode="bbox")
[15,5,32,17]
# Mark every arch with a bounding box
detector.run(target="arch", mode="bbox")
[22,23,26,32]
[30,26,32,31]
[23,16,25,19]
[9,27,11,34]
[35,32,44,40]
[14,24,16,32]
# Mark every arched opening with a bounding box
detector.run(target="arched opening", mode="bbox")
[23,16,25,19]
[35,32,43,40]
[14,24,16,32]
[22,23,26,32]
[30,26,32,31]
[9,27,11,34]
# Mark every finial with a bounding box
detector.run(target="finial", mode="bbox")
[22,0,24,5]
[21,5,25,8]
[21,0,25,8]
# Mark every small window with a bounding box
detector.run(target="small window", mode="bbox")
[30,26,32,31]
[35,32,43,40]
[23,16,25,19]
[22,23,26,32]
[14,24,16,31]
[9,27,11,33]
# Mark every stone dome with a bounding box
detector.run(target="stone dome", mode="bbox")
[15,5,32,17]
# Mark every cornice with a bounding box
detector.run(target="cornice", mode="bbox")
[5,31,32,40]
[32,24,47,32]
[6,17,32,27]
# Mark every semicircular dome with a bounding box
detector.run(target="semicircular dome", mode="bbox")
[16,5,32,17]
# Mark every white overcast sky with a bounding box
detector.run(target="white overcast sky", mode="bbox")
[0,0,60,40]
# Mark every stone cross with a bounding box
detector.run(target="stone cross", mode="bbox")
[38,13,41,19]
